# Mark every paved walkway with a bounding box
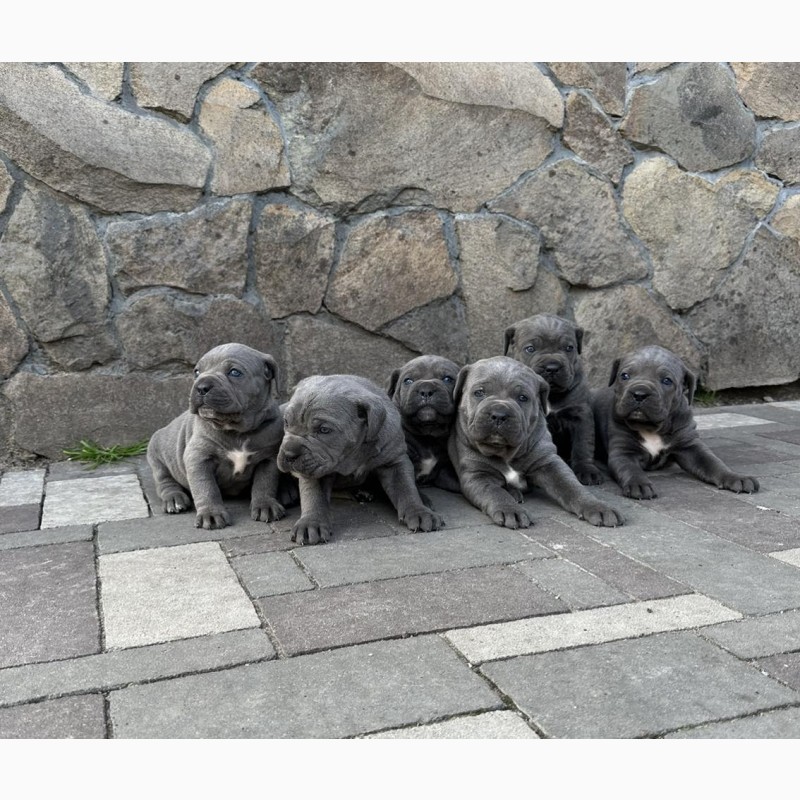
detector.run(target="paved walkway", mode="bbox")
[2,401,800,738]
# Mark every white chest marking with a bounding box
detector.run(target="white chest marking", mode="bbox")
[503,466,526,490]
[639,431,666,458]
[417,456,437,479]
[227,447,253,476]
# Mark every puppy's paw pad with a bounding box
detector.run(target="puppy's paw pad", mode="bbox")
[291,517,331,545]
[195,508,231,530]
[575,468,603,486]
[251,500,286,523]
[722,476,760,494]
[163,492,191,514]
[403,509,445,532]
[581,505,624,527]
[623,483,656,500]
[490,507,532,529]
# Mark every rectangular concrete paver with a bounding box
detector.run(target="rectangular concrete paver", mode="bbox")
[444,594,741,664]
[664,707,800,738]
[0,504,41,534]
[0,525,93,551]
[99,542,260,649]
[481,631,798,738]
[770,547,800,567]
[0,694,106,738]
[109,635,502,738]
[260,564,568,656]
[756,652,800,691]
[229,551,315,598]
[0,468,45,505]
[364,710,539,739]
[41,474,149,528]
[701,609,800,658]
[694,413,775,429]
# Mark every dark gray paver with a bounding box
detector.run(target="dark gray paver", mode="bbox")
[698,435,800,467]
[514,558,631,610]
[0,504,41,534]
[259,565,568,656]
[221,531,296,557]
[0,525,93,551]
[47,459,141,481]
[0,541,100,668]
[294,526,551,587]
[701,609,800,658]
[524,518,690,601]
[757,428,800,446]
[229,551,315,597]
[665,707,800,738]
[757,653,800,691]
[109,635,502,738]
[269,498,403,541]
[481,631,797,738]
[0,629,275,707]
[0,694,106,738]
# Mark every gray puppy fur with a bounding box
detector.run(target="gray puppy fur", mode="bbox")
[277,374,445,545]
[147,343,287,530]
[386,354,461,492]
[593,345,760,499]
[448,356,623,529]
[504,313,600,485]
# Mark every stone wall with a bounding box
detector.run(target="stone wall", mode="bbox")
[1,62,799,462]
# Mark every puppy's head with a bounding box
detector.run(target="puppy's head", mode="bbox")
[454,356,550,459]
[190,343,280,433]
[504,313,584,396]
[608,345,697,431]
[386,354,460,439]
[277,375,389,479]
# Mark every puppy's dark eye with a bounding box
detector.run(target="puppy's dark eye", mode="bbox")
[193,368,200,377]
[620,372,630,381]
[403,377,414,385]
[524,345,535,354]
[228,368,243,378]
[473,388,485,398]
[318,425,332,434]
[442,375,454,383]
[661,377,674,386]
[518,394,529,403]
[565,345,574,352]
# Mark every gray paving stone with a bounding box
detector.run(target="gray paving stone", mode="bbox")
[694,412,774,430]
[0,541,100,668]
[269,497,403,541]
[294,526,551,587]
[220,531,297,557]
[109,635,502,738]
[0,468,45,505]
[421,487,499,528]
[0,694,106,738]
[771,547,800,567]
[0,504,41,534]
[0,525,93,551]
[756,428,800,446]
[41,474,149,528]
[99,541,260,649]
[699,434,800,467]
[524,518,690,601]
[229,551,315,597]
[365,710,539,739]
[756,652,800,691]
[701,609,800,658]
[481,631,797,738]
[514,558,630,610]
[665,707,800,738]
[445,594,740,663]
[259,565,568,656]
[0,629,274,707]
[47,459,141,481]
[580,498,800,615]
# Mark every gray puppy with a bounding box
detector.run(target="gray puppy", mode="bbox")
[277,374,445,545]
[147,343,287,530]
[448,356,623,529]
[593,345,760,499]
[504,313,600,485]
[386,354,461,492]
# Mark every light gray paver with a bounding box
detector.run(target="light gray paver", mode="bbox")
[0,525,93,551]
[0,629,275,707]
[364,710,539,739]
[771,547,800,568]
[294,526,551,587]
[0,694,106,738]
[664,707,800,738]
[109,635,502,738]
[0,469,45,505]
[444,594,741,664]
[229,551,315,597]
[41,474,149,528]
[700,609,800,658]
[694,413,774,430]
[99,541,260,649]
[481,631,798,738]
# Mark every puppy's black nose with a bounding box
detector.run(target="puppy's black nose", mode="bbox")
[490,410,509,423]
[281,450,299,464]
[195,381,213,396]
[417,388,435,399]
[632,389,650,403]
[543,362,561,376]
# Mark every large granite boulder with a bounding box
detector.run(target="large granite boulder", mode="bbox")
[0,160,13,213]
[731,63,800,119]
[64,63,123,101]
[548,62,627,117]
[0,294,28,380]
[755,127,800,185]
[772,195,800,243]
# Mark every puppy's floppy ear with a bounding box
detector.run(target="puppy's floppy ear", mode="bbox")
[608,358,621,386]
[534,372,551,416]
[574,327,584,354]
[503,325,518,356]
[263,355,280,399]
[386,368,401,399]
[356,396,388,442]
[452,364,471,406]
[683,368,698,406]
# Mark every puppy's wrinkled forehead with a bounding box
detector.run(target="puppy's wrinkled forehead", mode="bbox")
[402,355,459,380]
[469,358,539,394]
[196,343,265,375]
[620,346,685,380]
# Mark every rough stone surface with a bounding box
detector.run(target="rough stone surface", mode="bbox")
[366,710,539,739]
[491,160,648,287]
[757,652,800,692]
[116,293,274,370]
[253,62,554,213]
[701,609,800,658]
[623,62,756,172]
[0,694,106,738]
[64,62,123,100]
[107,198,251,296]
[326,211,456,331]
[129,62,231,119]
[772,194,800,242]
[455,214,567,360]
[623,157,761,309]
[0,504,40,534]
[0,186,115,369]
[199,77,289,195]
[732,62,800,119]
[563,92,633,183]
[714,169,780,217]
[5,372,192,460]
[0,63,211,212]
[756,126,800,185]
[666,707,800,738]
[229,551,315,598]
[0,292,28,380]
[548,62,627,117]
[0,160,12,213]
[574,285,703,388]
[253,201,335,318]
[0,525,93,551]
[0,468,45,505]
[688,227,800,389]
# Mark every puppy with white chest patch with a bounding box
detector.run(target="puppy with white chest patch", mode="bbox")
[593,345,760,499]
[448,356,623,529]
[386,354,461,492]
[147,343,287,529]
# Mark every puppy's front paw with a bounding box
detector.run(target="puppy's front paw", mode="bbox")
[720,474,760,494]
[489,505,532,529]
[574,464,603,486]
[251,498,286,523]
[291,516,332,545]
[195,506,231,530]
[623,481,657,500]
[163,490,191,514]
[402,507,444,532]
[580,502,624,527]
